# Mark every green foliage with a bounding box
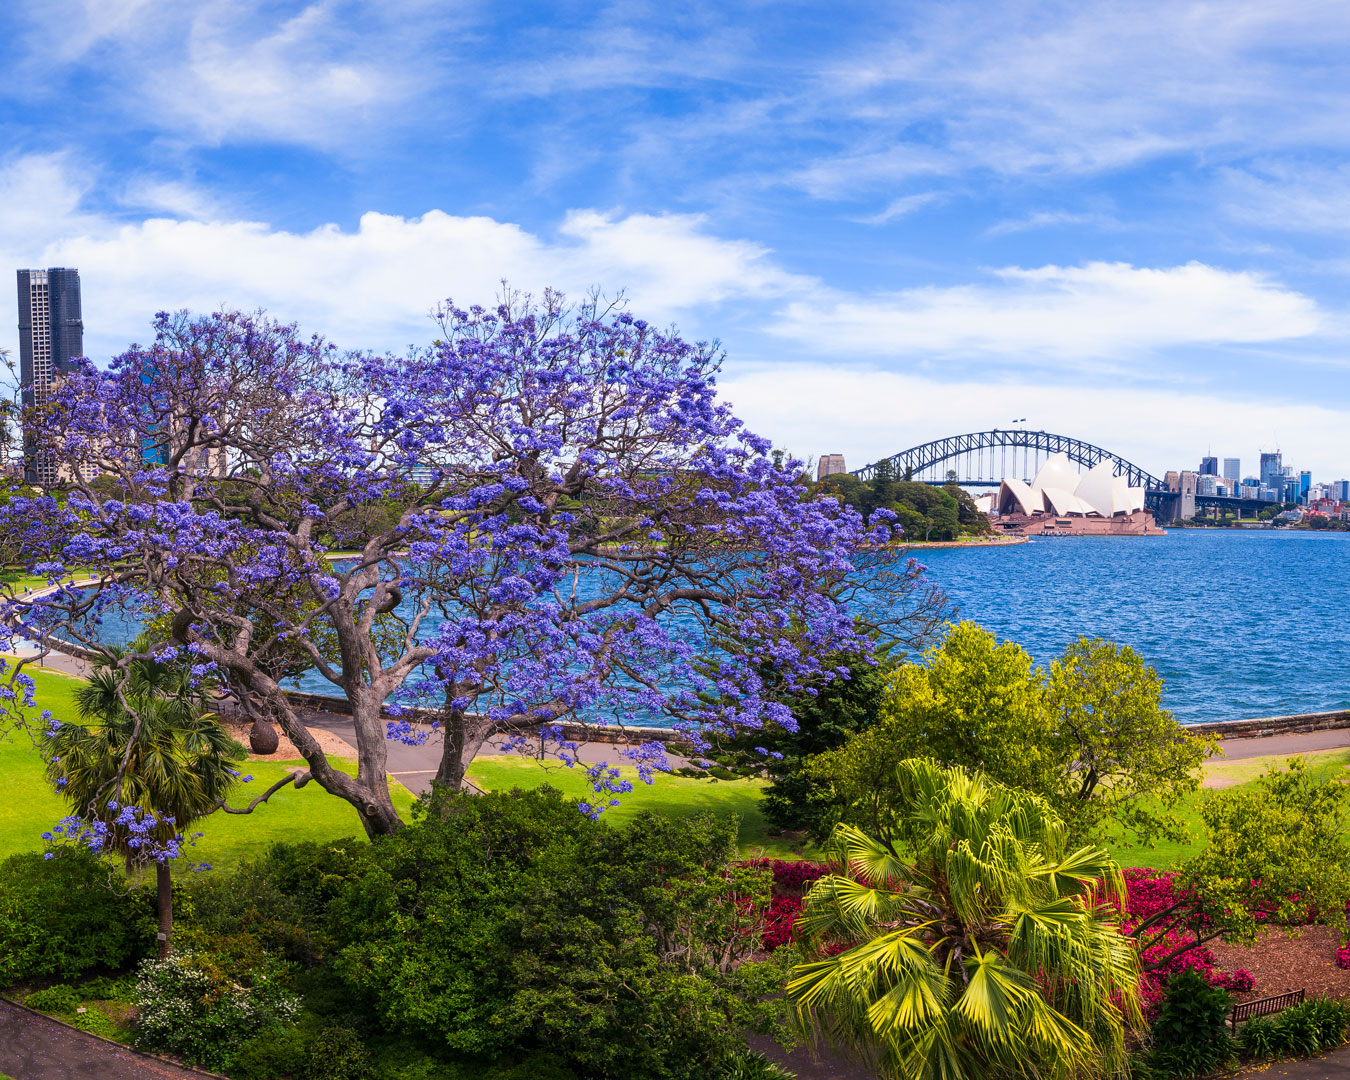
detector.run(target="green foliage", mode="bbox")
[306,1026,371,1080]
[1235,998,1350,1060]
[787,759,1141,1080]
[179,838,372,966]
[1181,758,1350,945]
[720,1050,796,1079]
[329,787,785,1080]
[24,983,81,1013]
[1145,969,1234,1077]
[131,952,301,1070]
[817,473,988,541]
[78,974,134,1001]
[227,1026,312,1080]
[810,623,1210,846]
[0,848,155,986]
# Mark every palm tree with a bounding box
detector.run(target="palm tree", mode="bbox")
[787,758,1141,1080]
[45,637,244,956]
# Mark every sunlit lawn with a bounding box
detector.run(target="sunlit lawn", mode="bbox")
[7,664,1349,872]
[466,755,819,860]
[0,668,414,872]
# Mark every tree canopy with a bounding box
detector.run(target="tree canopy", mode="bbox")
[808,622,1213,846]
[0,294,927,838]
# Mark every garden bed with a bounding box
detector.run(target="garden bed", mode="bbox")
[1211,925,1350,1003]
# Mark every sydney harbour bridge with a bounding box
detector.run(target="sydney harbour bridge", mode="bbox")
[849,429,1278,521]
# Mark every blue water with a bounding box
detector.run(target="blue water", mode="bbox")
[75,530,1350,725]
[913,530,1350,724]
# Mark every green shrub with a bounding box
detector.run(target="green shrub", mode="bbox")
[1238,997,1350,1060]
[24,983,80,1013]
[0,849,154,986]
[71,1005,125,1040]
[1235,1016,1280,1060]
[305,1025,370,1080]
[228,1025,311,1080]
[78,975,133,1002]
[720,1049,796,1079]
[329,788,783,1080]
[132,953,300,1070]
[1146,968,1235,1077]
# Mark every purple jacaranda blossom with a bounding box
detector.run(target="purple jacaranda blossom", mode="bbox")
[0,294,938,839]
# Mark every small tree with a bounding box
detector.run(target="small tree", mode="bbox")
[44,638,245,955]
[808,624,1212,846]
[1130,758,1350,971]
[787,759,1141,1079]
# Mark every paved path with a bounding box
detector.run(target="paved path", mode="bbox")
[0,1000,207,1080]
[1219,729,1350,760]
[1237,1044,1350,1077]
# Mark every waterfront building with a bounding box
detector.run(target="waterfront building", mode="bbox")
[816,453,847,481]
[1223,458,1240,483]
[1300,470,1312,503]
[1200,455,1218,475]
[992,453,1161,535]
[16,267,83,485]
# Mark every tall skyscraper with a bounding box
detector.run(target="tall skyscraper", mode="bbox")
[17,267,83,484]
[1200,455,1218,475]
[1223,458,1240,482]
[1259,451,1282,490]
[816,453,847,481]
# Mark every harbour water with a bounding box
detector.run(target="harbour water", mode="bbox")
[913,529,1350,724]
[68,529,1350,726]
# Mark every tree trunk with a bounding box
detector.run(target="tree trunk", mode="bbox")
[156,860,173,958]
[434,702,489,793]
[349,692,403,837]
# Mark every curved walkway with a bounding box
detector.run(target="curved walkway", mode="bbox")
[0,999,209,1080]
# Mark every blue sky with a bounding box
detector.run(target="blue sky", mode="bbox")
[3,0,1350,478]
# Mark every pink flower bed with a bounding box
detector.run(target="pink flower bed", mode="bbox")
[733,858,833,951]
[1119,868,1255,1011]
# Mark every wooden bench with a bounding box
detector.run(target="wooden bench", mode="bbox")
[1230,989,1305,1026]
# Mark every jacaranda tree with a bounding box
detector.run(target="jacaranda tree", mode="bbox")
[787,759,1141,1080]
[0,290,922,837]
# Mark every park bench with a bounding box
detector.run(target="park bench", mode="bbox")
[1230,989,1305,1027]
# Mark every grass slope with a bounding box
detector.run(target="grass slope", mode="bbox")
[0,668,414,871]
[466,755,817,860]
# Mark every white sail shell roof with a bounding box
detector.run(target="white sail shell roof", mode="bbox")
[992,454,1147,518]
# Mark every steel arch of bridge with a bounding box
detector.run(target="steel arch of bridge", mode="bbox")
[851,429,1167,491]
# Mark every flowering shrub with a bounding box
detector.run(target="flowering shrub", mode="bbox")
[1118,869,1256,1012]
[1337,942,1350,970]
[132,953,299,1070]
[731,858,834,951]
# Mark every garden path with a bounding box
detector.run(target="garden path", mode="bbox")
[1236,1043,1350,1076]
[0,999,210,1080]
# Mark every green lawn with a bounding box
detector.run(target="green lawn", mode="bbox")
[7,664,1349,873]
[0,668,414,872]
[466,755,818,860]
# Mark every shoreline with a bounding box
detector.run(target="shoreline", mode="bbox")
[897,535,1029,550]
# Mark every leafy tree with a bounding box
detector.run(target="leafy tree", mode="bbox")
[809,624,1212,846]
[1041,638,1212,844]
[1,297,904,837]
[1144,968,1234,1076]
[44,636,245,955]
[1133,758,1350,970]
[329,787,789,1080]
[786,759,1141,1079]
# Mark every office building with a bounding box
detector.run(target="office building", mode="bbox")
[1300,470,1312,503]
[1259,451,1283,490]
[17,267,83,484]
[1223,458,1240,483]
[1200,456,1218,476]
[816,454,847,481]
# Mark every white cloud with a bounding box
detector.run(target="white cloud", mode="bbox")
[719,364,1350,481]
[983,210,1116,237]
[855,192,945,225]
[771,261,1321,360]
[1219,162,1350,233]
[0,155,813,356]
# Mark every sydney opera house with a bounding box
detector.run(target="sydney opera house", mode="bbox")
[977,453,1164,536]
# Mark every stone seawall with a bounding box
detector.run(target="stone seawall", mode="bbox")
[1186,709,1350,739]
